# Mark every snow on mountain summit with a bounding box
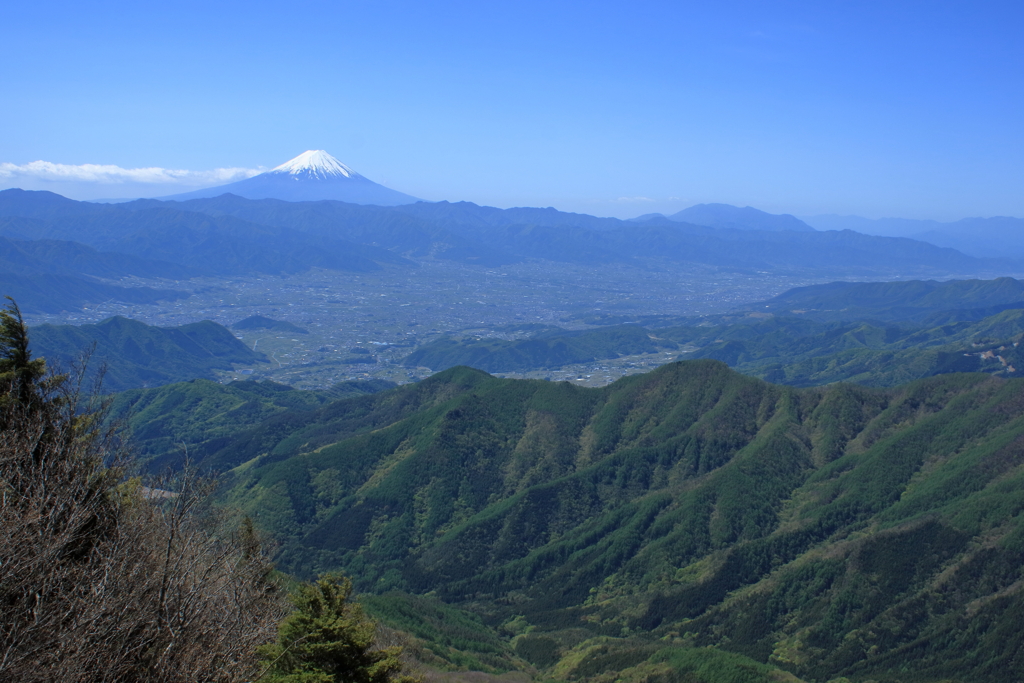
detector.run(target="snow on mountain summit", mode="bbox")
[270,150,361,179]
[159,150,419,205]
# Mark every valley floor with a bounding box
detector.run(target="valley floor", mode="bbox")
[22,259,826,388]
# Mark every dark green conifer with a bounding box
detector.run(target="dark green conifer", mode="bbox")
[259,574,418,683]
[0,296,47,410]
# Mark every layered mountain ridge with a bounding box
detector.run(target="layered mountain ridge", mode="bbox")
[803,213,1024,259]
[0,187,1020,315]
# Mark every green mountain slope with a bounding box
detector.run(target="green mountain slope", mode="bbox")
[109,377,396,472]
[29,316,267,392]
[192,362,1024,682]
[398,302,1024,389]
[679,309,1024,387]
[759,276,1024,322]
[403,324,676,372]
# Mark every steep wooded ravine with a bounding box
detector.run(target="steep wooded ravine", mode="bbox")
[159,361,1024,682]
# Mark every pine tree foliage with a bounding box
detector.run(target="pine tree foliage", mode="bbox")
[0,296,51,410]
[259,574,419,683]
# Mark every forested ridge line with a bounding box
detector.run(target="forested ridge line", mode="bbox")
[150,360,1024,683]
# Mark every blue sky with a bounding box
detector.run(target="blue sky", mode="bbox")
[1,1,1021,220]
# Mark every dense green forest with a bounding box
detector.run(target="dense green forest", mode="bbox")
[677,308,1024,386]
[759,276,1024,322]
[403,324,675,373]
[28,316,267,392]
[109,377,395,472]
[107,359,1024,682]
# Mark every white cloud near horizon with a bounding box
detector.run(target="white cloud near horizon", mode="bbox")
[0,160,264,186]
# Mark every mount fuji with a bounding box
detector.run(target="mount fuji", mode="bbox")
[161,150,421,205]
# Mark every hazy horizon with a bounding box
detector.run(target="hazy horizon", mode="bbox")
[3,2,1022,221]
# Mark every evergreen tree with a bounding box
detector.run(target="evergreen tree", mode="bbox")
[259,574,418,683]
[0,296,49,412]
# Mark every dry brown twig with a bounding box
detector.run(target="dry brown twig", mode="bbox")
[0,305,288,683]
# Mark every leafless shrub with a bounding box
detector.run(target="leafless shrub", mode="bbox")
[0,299,287,682]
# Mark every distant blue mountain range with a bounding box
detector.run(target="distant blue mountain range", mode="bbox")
[633,203,815,232]
[802,214,1024,259]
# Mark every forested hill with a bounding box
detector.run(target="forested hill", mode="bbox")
[402,324,672,373]
[146,360,1024,683]
[759,276,1024,322]
[400,301,1024,389]
[29,316,267,392]
[108,377,396,472]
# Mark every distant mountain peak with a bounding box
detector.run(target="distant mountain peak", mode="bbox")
[158,150,419,205]
[269,150,361,180]
[669,203,815,232]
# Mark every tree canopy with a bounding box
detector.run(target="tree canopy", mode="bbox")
[260,574,418,683]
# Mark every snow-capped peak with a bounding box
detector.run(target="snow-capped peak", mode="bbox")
[270,150,361,179]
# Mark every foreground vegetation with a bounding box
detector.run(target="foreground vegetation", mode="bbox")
[0,299,416,682]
